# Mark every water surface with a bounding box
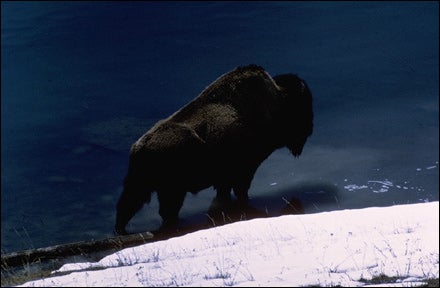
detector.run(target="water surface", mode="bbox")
[1,1,438,253]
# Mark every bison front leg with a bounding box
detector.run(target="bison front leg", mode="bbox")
[214,185,232,204]
[157,190,187,226]
[233,182,250,205]
[233,165,258,205]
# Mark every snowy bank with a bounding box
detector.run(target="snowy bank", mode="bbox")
[16,202,439,287]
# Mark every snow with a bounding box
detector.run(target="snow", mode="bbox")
[16,202,438,287]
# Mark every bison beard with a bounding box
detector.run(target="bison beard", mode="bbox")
[115,64,313,235]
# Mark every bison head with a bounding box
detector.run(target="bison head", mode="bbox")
[273,74,313,157]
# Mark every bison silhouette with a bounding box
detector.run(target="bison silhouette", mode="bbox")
[115,64,313,235]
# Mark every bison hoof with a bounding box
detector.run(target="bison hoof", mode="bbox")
[114,226,128,236]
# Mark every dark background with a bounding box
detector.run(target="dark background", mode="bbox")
[1,1,438,253]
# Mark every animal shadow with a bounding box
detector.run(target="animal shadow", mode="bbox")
[152,182,340,239]
[205,198,269,226]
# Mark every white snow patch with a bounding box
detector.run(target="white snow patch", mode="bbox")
[17,202,439,287]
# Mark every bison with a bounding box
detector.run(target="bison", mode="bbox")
[115,64,313,235]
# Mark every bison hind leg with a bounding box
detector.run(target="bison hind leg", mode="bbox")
[115,186,150,235]
[157,190,187,226]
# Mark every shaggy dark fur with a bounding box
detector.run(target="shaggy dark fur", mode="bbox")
[115,64,313,235]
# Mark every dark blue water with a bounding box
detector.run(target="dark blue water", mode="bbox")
[1,1,438,253]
